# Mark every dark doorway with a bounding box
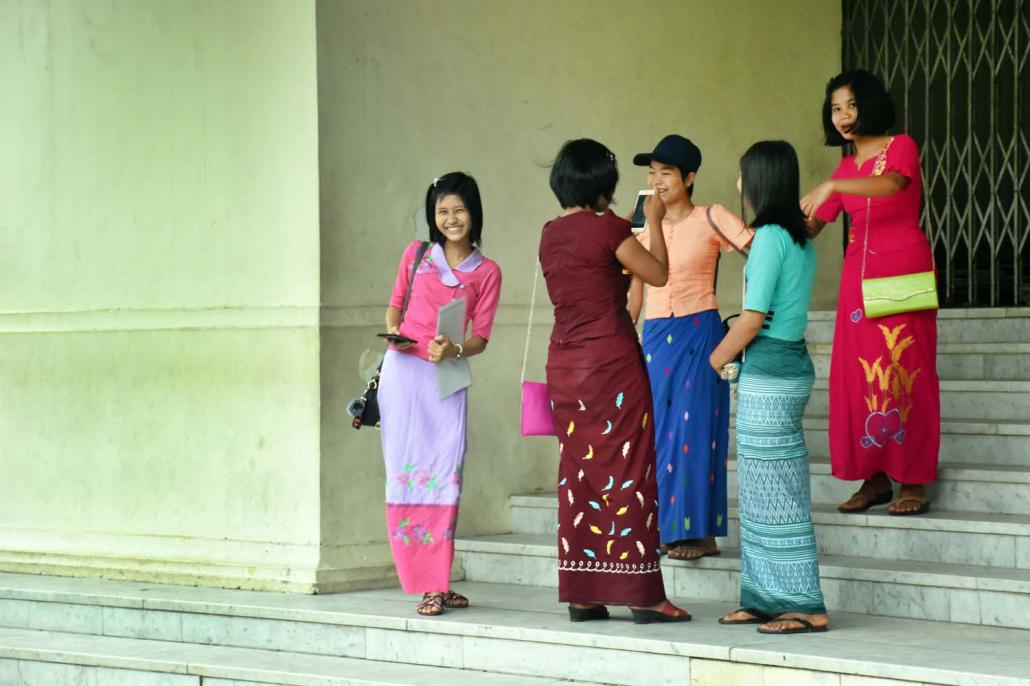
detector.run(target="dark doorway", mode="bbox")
[843,0,1029,306]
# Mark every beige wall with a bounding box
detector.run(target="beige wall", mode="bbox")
[0,0,843,593]
[317,0,843,587]
[0,0,324,590]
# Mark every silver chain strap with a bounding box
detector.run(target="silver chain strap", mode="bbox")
[520,260,541,384]
[860,137,936,281]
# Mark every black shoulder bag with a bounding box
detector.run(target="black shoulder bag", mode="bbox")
[348,241,430,430]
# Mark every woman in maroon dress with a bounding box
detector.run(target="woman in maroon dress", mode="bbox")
[540,139,690,623]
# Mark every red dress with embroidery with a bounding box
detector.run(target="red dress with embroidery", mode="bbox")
[815,134,940,484]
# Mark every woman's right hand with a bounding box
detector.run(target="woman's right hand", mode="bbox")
[387,324,413,351]
[644,193,666,227]
[800,181,834,220]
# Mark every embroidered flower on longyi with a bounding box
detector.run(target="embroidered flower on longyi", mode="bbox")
[857,323,922,449]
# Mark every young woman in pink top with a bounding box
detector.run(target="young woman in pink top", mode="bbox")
[379,172,502,615]
[628,135,752,561]
[801,70,940,516]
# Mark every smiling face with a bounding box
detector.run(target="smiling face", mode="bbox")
[434,193,472,246]
[648,162,694,203]
[830,85,859,141]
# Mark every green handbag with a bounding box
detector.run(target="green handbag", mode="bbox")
[859,138,939,319]
[862,269,939,318]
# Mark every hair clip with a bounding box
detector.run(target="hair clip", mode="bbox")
[606,151,616,162]
[432,177,439,187]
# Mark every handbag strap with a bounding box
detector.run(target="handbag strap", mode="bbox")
[706,206,748,295]
[705,206,749,259]
[860,138,936,282]
[399,241,431,325]
[520,259,541,384]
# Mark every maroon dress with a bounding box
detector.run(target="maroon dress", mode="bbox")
[540,210,667,606]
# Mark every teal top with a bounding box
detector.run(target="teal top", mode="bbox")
[742,224,816,341]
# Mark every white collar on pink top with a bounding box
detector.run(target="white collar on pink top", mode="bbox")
[430,242,484,287]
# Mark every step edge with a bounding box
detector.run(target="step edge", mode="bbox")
[455,536,1030,592]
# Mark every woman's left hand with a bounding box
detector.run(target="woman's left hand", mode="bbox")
[800,181,834,219]
[427,335,455,363]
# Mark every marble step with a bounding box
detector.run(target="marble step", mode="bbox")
[804,308,1030,345]
[0,627,574,686]
[732,416,1030,467]
[808,342,1030,381]
[2,575,1030,686]
[456,533,1030,632]
[800,379,1030,422]
[726,458,1030,516]
[508,494,1030,569]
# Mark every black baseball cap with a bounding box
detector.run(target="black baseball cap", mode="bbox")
[633,135,702,175]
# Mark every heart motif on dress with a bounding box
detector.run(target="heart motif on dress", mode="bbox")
[862,408,904,448]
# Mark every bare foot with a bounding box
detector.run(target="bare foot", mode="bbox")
[667,536,720,561]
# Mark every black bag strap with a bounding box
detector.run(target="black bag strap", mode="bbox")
[398,241,430,325]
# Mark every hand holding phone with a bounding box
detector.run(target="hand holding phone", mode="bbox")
[378,332,417,348]
[630,189,654,233]
[644,191,666,227]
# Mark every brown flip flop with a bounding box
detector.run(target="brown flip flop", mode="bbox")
[838,489,893,513]
[719,607,773,625]
[888,495,930,516]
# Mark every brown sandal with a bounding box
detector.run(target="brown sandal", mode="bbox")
[442,591,469,608]
[416,593,444,616]
[838,489,893,513]
[888,494,930,516]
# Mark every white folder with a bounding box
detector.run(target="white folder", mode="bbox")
[436,298,472,398]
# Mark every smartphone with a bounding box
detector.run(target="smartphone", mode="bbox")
[377,332,417,345]
[630,189,654,233]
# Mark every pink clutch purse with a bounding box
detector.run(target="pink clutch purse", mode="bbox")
[521,381,554,436]
[520,261,556,436]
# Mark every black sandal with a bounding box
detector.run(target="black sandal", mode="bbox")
[630,607,691,624]
[757,616,829,634]
[719,607,773,625]
[568,604,610,622]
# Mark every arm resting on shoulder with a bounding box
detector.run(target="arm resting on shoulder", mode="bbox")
[806,216,827,239]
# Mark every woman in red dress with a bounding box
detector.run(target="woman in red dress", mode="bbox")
[801,70,940,516]
[540,139,690,623]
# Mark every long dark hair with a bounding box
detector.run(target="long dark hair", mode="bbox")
[425,172,483,246]
[739,140,809,246]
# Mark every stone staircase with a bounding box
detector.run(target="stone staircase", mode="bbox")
[1,308,1028,685]
[452,308,1030,680]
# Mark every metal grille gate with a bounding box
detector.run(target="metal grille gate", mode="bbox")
[843,0,1029,306]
